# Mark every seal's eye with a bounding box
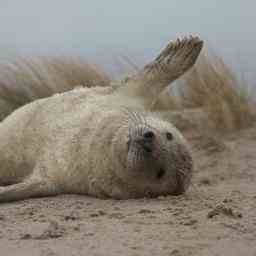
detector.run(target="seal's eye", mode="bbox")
[166,132,173,141]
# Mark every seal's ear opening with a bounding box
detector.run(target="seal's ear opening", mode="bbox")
[126,138,131,150]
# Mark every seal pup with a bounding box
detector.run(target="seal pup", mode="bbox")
[0,36,203,202]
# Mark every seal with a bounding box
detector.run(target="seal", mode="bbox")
[0,36,203,202]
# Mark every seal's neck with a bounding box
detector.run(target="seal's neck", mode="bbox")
[113,81,153,110]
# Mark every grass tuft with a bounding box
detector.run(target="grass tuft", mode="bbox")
[0,56,110,120]
[180,51,254,131]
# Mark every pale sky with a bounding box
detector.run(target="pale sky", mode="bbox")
[0,0,255,81]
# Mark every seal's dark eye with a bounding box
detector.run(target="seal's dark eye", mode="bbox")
[166,132,173,141]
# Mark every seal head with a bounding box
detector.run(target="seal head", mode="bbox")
[112,112,193,198]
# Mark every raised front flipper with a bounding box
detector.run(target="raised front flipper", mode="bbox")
[121,36,203,108]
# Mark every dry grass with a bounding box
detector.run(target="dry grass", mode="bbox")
[179,52,254,131]
[0,52,254,132]
[151,51,254,131]
[0,56,110,120]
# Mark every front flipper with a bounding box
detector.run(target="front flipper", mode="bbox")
[121,36,203,108]
[0,178,60,203]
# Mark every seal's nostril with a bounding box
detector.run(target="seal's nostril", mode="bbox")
[143,131,154,140]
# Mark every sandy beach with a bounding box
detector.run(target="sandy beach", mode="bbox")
[0,125,255,256]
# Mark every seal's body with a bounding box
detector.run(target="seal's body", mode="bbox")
[0,36,203,202]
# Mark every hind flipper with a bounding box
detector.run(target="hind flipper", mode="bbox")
[0,177,60,203]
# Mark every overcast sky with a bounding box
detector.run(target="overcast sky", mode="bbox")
[0,1,255,81]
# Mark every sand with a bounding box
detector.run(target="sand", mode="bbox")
[0,125,255,256]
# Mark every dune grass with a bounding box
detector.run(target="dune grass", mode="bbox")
[152,51,254,131]
[0,52,254,131]
[0,56,110,120]
[179,52,254,131]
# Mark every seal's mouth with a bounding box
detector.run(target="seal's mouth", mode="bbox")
[156,168,165,179]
